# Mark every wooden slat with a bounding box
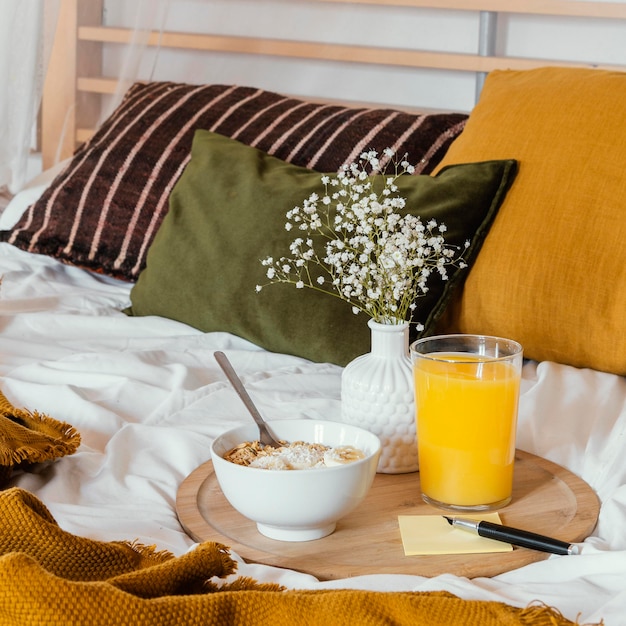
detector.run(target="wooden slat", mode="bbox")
[76,76,118,94]
[76,128,95,143]
[42,0,79,168]
[42,0,103,169]
[314,0,626,19]
[77,27,626,79]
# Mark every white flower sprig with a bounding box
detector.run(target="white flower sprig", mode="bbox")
[256,149,468,327]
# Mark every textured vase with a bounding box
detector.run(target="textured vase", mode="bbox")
[341,319,418,473]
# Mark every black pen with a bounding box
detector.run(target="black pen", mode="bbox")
[443,516,579,555]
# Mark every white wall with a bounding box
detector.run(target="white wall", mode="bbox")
[100,1,626,113]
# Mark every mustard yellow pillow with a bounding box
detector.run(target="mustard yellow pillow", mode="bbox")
[435,67,626,375]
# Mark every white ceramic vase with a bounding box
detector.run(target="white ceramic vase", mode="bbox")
[341,319,418,473]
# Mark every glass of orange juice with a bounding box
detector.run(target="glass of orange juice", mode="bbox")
[410,334,523,511]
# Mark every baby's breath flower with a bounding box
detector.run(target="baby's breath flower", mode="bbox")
[257,148,466,326]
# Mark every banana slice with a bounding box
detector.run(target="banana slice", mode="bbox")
[323,445,366,467]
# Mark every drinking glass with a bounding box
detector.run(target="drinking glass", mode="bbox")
[410,334,523,511]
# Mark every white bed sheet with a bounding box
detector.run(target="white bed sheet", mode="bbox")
[1,241,625,625]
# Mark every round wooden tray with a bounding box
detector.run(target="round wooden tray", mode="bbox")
[176,449,599,580]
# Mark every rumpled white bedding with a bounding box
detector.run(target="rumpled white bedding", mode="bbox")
[1,240,625,625]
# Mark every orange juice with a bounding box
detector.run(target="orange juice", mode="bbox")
[413,353,521,509]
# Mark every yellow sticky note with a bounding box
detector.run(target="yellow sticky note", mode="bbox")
[398,513,513,556]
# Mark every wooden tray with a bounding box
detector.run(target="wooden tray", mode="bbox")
[176,450,599,580]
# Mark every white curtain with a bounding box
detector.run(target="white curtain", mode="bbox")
[0,0,58,194]
[101,0,173,122]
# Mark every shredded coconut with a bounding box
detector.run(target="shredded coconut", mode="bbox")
[223,440,365,470]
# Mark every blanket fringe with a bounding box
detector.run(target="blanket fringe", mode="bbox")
[521,602,603,626]
[120,540,175,565]
[214,576,285,593]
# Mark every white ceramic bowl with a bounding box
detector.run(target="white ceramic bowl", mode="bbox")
[210,419,381,542]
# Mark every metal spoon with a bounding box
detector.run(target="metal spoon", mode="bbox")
[214,351,283,448]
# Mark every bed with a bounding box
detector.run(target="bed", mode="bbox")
[1,1,626,624]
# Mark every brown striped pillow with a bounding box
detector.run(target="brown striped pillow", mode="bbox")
[0,81,467,281]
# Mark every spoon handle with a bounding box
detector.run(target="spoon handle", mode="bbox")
[214,351,281,448]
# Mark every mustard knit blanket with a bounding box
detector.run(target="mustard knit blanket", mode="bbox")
[0,487,596,625]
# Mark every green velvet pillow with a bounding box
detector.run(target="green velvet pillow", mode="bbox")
[127,131,516,365]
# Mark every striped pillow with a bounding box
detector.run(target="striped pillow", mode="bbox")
[0,82,467,281]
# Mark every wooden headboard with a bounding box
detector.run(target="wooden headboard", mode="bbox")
[42,0,626,169]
